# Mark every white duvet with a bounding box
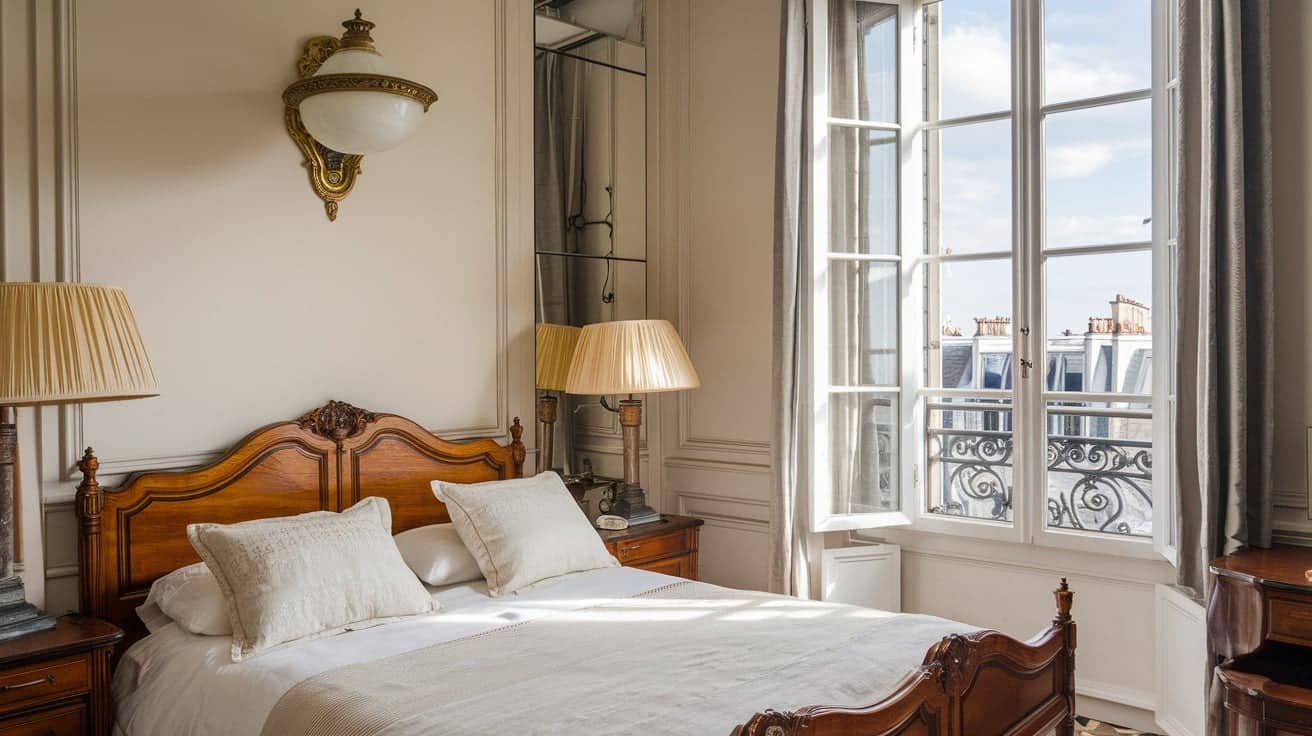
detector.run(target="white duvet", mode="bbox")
[113,567,677,736]
[114,567,972,736]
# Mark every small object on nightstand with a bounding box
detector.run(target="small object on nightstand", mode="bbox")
[597,514,703,580]
[0,615,122,736]
[595,515,629,531]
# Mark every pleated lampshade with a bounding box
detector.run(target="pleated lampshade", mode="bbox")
[535,324,582,392]
[0,283,158,405]
[565,320,700,396]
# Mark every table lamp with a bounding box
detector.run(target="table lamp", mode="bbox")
[564,320,699,525]
[535,324,581,473]
[0,283,158,639]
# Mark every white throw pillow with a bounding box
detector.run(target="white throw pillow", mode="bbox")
[188,497,438,661]
[393,524,484,587]
[137,562,231,636]
[431,472,618,596]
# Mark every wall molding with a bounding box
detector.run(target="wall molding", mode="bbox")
[53,0,521,481]
[899,546,1169,591]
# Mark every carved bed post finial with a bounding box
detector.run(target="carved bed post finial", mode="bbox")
[509,418,526,478]
[1054,577,1073,625]
[1053,577,1077,736]
[76,448,104,618]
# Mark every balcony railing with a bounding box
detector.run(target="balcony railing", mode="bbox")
[926,402,1153,537]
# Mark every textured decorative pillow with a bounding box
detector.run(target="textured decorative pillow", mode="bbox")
[393,524,484,587]
[187,497,438,661]
[431,472,618,596]
[137,562,231,636]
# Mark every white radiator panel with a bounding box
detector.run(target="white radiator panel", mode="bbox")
[821,544,902,612]
[1154,584,1206,736]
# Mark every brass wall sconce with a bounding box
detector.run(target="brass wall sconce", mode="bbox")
[283,10,438,221]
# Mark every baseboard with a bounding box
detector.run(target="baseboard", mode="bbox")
[1077,693,1159,734]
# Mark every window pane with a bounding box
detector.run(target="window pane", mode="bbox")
[1043,0,1150,104]
[829,126,898,254]
[831,392,900,513]
[927,398,1013,523]
[831,261,898,386]
[1044,250,1152,393]
[924,258,1012,389]
[925,119,1011,256]
[923,0,1011,121]
[830,1,898,122]
[1046,402,1153,537]
[1045,99,1151,248]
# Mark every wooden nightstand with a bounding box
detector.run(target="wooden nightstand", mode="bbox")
[598,514,703,580]
[0,615,122,736]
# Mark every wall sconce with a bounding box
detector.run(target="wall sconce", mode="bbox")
[282,10,438,221]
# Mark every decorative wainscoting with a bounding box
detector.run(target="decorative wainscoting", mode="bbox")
[3,0,536,613]
[648,0,780,592]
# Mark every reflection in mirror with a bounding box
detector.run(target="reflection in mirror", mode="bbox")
[534,6,646,481]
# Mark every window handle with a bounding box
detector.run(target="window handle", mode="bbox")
[1020,358,1034,379]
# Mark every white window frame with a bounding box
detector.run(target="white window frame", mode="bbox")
[810,0,1178,564]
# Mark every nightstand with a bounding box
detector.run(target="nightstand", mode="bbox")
[0,615,122,736]
[598,514,703,580]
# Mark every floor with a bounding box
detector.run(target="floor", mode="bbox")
[1076,716,1160,736]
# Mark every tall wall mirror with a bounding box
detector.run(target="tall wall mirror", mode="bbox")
[534,1,647,487]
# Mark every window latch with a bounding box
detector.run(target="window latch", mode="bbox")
[1020,358,1034,379]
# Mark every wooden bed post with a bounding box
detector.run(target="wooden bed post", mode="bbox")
[76,448,103,619]
[509,417,525,478]
[1054,577,1077,736]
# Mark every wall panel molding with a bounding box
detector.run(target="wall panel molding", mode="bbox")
[50,0,527,488]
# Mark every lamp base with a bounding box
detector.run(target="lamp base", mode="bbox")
[0,577,54,642]
[605,483,662,526]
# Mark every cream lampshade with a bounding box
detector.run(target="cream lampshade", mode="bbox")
[0,282,157,640]
[534,324,581,473]
[565,320,698,525]
[535,324,582,392]
[564,319,700,396]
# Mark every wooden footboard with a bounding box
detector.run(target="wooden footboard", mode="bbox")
[732,580,1076,736]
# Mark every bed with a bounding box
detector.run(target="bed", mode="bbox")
[75,400,1077,736]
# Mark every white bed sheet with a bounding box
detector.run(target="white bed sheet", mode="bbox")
[112,566,676,736]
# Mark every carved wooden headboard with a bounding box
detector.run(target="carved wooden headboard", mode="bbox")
[74,400,525,650]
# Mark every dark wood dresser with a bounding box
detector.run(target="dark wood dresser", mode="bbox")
[598,514,703,579]
[0,615,122,736]
[1209,545,1312,734]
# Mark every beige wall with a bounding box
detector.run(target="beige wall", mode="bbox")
[1271,0,1312,543]
[651,0,778,592]
[0,0,534,614]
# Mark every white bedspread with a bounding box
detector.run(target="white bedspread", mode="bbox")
[113,567,972,736]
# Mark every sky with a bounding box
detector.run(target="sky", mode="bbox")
[920,0,1156,338]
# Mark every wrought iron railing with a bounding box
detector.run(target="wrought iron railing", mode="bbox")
[926,403,1153,537]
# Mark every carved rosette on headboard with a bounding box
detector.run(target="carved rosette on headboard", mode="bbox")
[296,400,378,444]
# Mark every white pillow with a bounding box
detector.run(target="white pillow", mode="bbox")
[393,524,484,587]
[137,562,231,636]
[431,472,618,596]
[188,497,438,661]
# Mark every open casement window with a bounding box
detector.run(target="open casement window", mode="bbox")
[810,0,1178,563]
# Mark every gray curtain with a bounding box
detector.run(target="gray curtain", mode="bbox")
[770,0,811,597]
[1175,0,1274,598]
[1175,3,1274,733]
[535,51,573,326]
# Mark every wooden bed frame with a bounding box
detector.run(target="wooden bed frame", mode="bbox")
[74,400,1076,736]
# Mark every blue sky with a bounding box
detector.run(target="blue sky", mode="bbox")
[929,0,1155,338]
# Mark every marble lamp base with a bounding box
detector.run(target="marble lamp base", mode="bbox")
[0,577,54,642]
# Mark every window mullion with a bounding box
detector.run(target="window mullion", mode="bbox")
[1013,0,1044,545]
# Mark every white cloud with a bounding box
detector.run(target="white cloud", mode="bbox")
[938,25,1012,114]
[1043,41,1141,102]
[935,27,1144,117]
[1047,214,1150,246]
[1047,142,1119,178]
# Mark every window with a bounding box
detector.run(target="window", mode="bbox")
[810,0,1177,560]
